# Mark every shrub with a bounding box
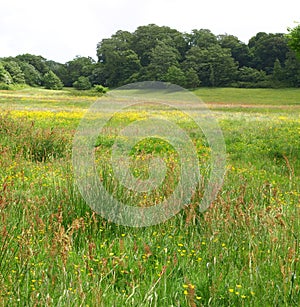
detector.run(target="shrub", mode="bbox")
[73,76,92,90]
[0,83,11,90]
[94,84,109,94]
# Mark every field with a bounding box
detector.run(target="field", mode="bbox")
[0,87,299,306]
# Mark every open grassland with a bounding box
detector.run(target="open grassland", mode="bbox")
[0,87,300,306]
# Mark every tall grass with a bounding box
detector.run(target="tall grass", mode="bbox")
[0,88,299,306]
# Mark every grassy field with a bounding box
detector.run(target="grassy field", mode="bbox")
[0,87,299,306]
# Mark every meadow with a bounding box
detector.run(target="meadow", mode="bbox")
[0,87,299,306]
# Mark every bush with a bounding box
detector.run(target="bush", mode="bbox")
[73,76,92,90]
[0,83,11,90]
[43,71,63,90]
[238,67,267,83]
[94,84,109,94]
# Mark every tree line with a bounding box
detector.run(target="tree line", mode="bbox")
[1,24,300,90]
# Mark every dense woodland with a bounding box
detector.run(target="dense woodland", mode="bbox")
[1,24,300,90]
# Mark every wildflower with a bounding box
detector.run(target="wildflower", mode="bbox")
[229,289,234,293]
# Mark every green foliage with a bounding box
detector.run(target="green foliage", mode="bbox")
[185,68,201,88]
[96,33,141,87]
[0,62,13,84]
[238,67,267,83]
[184,45,238,86]
[19,61,42,86]
[147,41,181,80]
[187,29,218,48]
[163,65,186,86]
[0,83,11,90]
[94,84,109,93]
[272,58,284,83]
[218,34,252,67]
[16,53,49,74]
[43,71,63,90]
[284,51,300,87]
[131,24,187,66]
[287,23,300,58]
[2,60,25,84]
[249,33,289,74]
[63,56,95,86]
[73,76,92,90]
[1,24,300,90]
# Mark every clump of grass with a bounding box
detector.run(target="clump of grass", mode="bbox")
[0,113,71,162]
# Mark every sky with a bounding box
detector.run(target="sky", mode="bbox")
[0,0,299,63]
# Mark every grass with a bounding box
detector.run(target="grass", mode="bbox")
[0,87,299,306]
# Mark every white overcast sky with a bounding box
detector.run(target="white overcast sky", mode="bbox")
[0,0,299,63]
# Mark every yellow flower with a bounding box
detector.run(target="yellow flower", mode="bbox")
[229,288,234,293]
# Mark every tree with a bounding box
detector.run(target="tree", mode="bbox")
[18,62,42,86]
[63,56,95,86]
[147,41,181,80]
[218,34,252,67]
[238,67,267,83]
[46,60,68,85]
[2,60,25,84]
[73,76,92,90]
[184,68,201,88]
[43,71,63,90]
[131,24,187,66]
[0,62,12,84]
[249,33,289,74]
[183,45,238,86]
[90,62,108,86]
[16,54,49,74]
[96,31,141,86]
[287,23,300,58]
[163,66,186,86]
[283,51,300,87]
[187,29,218,48]
[272,58,284,83]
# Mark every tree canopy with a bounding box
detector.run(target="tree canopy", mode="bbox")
[1,24,300,89]
[287,23,300,58]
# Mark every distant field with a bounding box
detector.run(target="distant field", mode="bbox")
[0,87,299,306]
[194,87,300,105]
